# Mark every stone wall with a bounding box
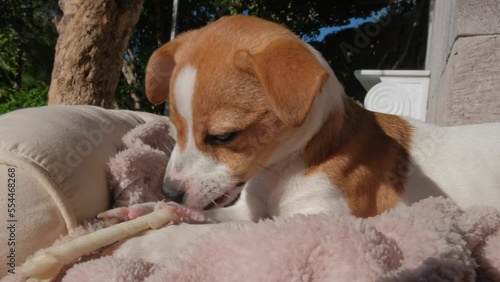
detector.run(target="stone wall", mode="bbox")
[425,0,500,125]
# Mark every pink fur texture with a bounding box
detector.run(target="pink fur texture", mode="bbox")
[143,197,500,282]
[108,120,174,207]
[3,121,500,282]
[18,197,496,282]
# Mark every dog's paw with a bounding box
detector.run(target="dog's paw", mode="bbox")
[97,202,157,222]
[161,202,207,223]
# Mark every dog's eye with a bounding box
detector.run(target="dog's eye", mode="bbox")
[205,131,241,145]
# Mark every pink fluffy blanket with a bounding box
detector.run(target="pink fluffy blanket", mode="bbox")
[4,120,500,282]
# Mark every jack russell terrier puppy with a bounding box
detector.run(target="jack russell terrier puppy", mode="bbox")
[100,15,500,223]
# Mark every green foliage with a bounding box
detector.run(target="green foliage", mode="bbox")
[0,0,57,113]
[0,29,19,78]
[0,0,59,88]
[0,84,48,114]
[115,77,160,113]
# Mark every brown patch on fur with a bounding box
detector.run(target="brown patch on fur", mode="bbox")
[145,43,176,104]
[233,39,328,127]
[145,31,194,105]
[305,98,413,217]
[145,32,196,149]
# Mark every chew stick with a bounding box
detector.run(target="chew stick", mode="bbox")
[18,202,179,281]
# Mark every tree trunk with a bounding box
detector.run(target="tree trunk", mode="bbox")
[48,0,144,108]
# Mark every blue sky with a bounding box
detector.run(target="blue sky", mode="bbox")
[240,7,388,42]
[304,8,387,42]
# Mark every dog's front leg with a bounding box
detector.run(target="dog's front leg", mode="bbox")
[169,189,267,223]
[203,189,267,222]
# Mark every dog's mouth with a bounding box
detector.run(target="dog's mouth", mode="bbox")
[204,182,246,210]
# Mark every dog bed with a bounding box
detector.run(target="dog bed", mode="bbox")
[3,120,500,282]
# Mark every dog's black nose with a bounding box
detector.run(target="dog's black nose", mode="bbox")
[162,177,185,204]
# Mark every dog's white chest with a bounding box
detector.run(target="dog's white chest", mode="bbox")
[248,159,350,217]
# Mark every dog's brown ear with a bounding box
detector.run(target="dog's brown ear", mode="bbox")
[145,36,187,104]
[233,39,329,127]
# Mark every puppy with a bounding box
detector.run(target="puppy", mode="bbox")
[101,15,500,224]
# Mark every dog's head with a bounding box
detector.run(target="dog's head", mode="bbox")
[146,15,344,209]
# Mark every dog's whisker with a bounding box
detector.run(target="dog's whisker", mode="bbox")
[158,139,173,154]
[212,191,232,199]
[210,198,218,207]
[163,142,173,154]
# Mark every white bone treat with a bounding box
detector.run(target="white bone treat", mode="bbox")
[17,202,179,281]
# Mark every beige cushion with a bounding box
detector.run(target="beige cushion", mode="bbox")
[0,105,168,275]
